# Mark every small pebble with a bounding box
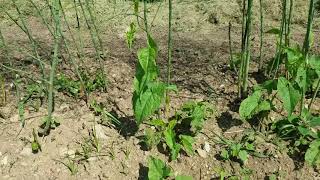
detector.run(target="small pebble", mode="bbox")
[197,148,207,158]
[204,142,211,153]
[1,156,8,165]
[95,124,108,140]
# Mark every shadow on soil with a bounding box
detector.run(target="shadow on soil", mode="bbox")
[217,111,243,132]
[138,163,148,180]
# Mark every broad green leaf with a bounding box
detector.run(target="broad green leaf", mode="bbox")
[239,90,262,119]
[164,127,181,160]
[277,77,300,115]
[309,56,320,76]
[175,175,193,180]
[285,47,304,77]
[190,104,206,133]
[221,149,230,160]
[254,100,271,114]
[254,80,276,94]
[149,119,166,128]
[148,156,173,180]
[297,126,317,138]
[295,65,307,91]
[138,47,156,73]
[134,82,166,124]
[179,135,195,156]
[309,117,320,127]
[231,143,241,157]
[305,140,320,166]
[238,150,249,164]
[148,35,158,53]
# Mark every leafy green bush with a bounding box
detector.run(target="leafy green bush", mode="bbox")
[143,101,214,160]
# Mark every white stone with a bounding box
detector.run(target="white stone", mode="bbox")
[204,142,211,153]
[197,148,207,158]
[94,124,108,140]
[1,156,8,165]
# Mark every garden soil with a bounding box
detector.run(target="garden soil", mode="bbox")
[0,0,320,179]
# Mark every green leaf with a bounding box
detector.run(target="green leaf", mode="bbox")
[190,104,206,133]
[126,22,136,49]
[295,65,307,91]
[149,119,166,128]
[277,77,300,115]
[164,125,181,160]
[221,149,230,160]
[269,174,277,180]
[238,150,249,164]
[239,90,262,119]
[148,156,173,180]
[134,82,166,124]
[305,140,320,166]
[175,175,193,180]
[179,135,195,156]
[297,126,316,138]
[18,101,25,127]
[231,143,241,157]
[144,128,161,149]
[309,56,320,76]
[138,47,156,74]
[309,117,320,127]
[254,100,271,114]
[147,35,158,53]
[285,47,304,77]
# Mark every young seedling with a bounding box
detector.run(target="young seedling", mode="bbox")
[89,100,121,127]
[56,158,78,175]
[143,101,214,160]
[122,145,131,160]
[214,131,267,165]
[147,156,173,180]
[90,124,102,153]
[31,128,41,153]
[108,142,116,161]
[125,22,136,49]
[147,156,193,180]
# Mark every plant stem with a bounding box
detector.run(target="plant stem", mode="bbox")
[45,0,62,134]
[303,0,315,58]
[74,0,81,28]
[285,0,293,47]
[165,0,173,116]
[242,0,253,97]
[269,0,286,77]
[304,0,317,110]
[143,0,149,35]
[228,22,236,73]
[258,0,264,70]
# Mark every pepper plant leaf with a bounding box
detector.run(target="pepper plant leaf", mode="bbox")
[148,156,173,180]
[277,77,300,115]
